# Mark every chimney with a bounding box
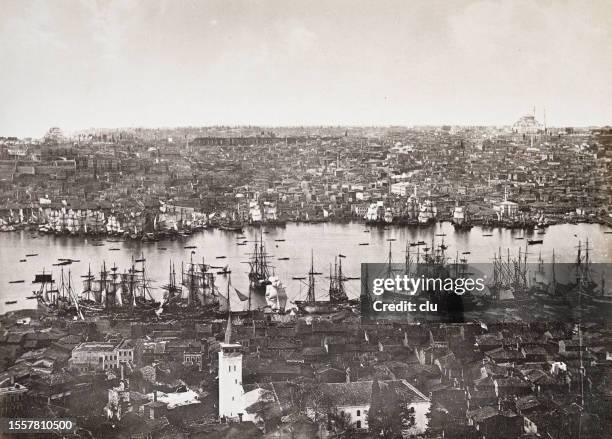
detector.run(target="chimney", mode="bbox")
[153,390,157,402]
[238,413,243,423]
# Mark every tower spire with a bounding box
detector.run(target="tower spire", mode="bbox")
[224,274,233,344]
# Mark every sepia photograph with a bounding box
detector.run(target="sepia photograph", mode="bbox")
[0,1,611,438]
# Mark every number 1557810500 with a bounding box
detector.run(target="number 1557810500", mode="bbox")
[1,418,75,433]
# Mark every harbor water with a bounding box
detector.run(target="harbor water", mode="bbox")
[1,222,611,314]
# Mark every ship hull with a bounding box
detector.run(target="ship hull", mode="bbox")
[294,300,338,314]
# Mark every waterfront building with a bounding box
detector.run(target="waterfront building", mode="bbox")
[390,181,412,196]
[69,339,134,372]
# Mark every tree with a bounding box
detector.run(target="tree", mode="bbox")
[288,380,333,424]
[328,409,357,438]
[368,380,416,438]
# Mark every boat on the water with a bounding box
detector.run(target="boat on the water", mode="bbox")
[528,239,543,245]
[9,280,25,284]
[452,204,473,231]
[294,251,348,314]
[5,300,17,305]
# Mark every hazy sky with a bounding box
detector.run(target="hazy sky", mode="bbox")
[1,0,611,137]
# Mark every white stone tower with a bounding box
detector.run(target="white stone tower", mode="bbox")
[218,304,243,419]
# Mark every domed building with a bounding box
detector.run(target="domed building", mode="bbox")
[43,127,65,144]
[512,114,543,135]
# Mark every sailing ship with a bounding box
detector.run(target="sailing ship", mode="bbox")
[565,239,599,307]
[262,201,286,226]
[417,198,437,226]
[489,246,533,306]
[364,202,392,226]
[294,251,351,314]
[451,204,473,231]
[177,255,227,311]
[247,234,273,310]
[73,255,161,314]
[377,239,486,314]
[249,200,263,225]
[34,268,82,318]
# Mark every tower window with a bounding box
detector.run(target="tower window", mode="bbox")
[229,366,231,372]
[357,410,360,416]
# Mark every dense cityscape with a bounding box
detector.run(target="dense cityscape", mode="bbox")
[0,117,611,438]
[0,115,611,235]
[1,0,611,436]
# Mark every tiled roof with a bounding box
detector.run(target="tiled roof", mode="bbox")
[320,381,372,406]
[467,405,498,423]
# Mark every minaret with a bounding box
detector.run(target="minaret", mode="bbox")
[218,288,243,420]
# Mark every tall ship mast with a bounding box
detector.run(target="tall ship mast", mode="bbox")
[33,269,59,312]
[294,251,345,314]
[566,239,598,307]
[33,269,82,317]
[161,260,182,305]
[247,233,272,309]
[328,256,348,303]
[179,255,223,310]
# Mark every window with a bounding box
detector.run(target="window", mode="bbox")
[234,365,236,371]
[229,366,231,372]
[356,410,360,416]
[356,421,362,429]
[235,379,237,384]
